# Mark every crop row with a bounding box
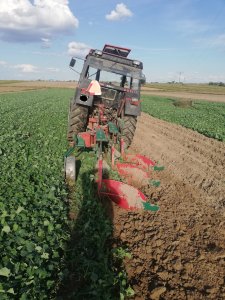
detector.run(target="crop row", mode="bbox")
[0,89,73,299]
[0,88,133,299]
[141,95,225,142]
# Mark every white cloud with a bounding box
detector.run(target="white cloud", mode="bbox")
[0,0,79,43]
[41,38,52,48]
[68,42,91,58]
[0,60,7,66]
[106,3,133,21]
[31,50,64,57]
[13,64,39,73]
[46,67,60,72]
[175,19,211,35]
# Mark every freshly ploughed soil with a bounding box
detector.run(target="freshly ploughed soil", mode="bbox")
[110,113,225,299]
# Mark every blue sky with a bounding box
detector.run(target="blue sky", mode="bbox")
[0,0,225,83]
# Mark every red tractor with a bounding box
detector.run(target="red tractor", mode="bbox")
[68,44,145,148]
[65,45,161,211]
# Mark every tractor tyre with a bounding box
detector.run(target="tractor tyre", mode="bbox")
[67,103,89,142]
[122,115,137,148]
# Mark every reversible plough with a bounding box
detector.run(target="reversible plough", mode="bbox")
[64,102,163,212]
[65,44,163,211]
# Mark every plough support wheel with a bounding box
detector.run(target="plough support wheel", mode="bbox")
[64,156,76,183]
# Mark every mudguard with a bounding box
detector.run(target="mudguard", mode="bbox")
[125,100,141,116]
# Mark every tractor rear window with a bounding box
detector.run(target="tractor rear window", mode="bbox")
[85,66,136,89]
[88,56,143,79]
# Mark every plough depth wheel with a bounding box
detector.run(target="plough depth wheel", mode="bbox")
[64,156,76,183]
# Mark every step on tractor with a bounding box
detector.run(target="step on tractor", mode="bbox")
[65,45,163,211]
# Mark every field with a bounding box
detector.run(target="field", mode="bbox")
[0,84,225,299]
[0,89,71,298]
[1,80,225,102]
[0,81,76,94]
[141,84,225,103]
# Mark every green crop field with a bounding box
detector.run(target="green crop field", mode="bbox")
[0,89,72,298]
[0,89,132,299]
[142,95,225,142]
[1,88,224,299]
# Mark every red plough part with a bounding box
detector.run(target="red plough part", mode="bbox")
[116,163,149,187]
[65,103,162,212]
[97,156,159,211]
[100,179,158,211]
[124,154,155,172]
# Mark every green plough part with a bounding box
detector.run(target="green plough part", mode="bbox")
[64,146,75,158]
[153,166,164,171]
[108,122,119,134]
[76,135,86,147]
[142,202,159,211]
[150,180,161,187]
[64,135,86,157]
[96,129,108,142]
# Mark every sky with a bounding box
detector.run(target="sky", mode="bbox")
[0,0,225,83]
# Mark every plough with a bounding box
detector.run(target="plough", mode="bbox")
[64,104,163,212]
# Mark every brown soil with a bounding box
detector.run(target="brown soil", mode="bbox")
[0,81,76,93]
[110,113,225,299]
[141,90,225,103]
[117,164,149,188]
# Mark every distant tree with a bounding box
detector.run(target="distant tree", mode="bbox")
[208,81,225,86]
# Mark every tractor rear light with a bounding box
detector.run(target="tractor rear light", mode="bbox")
[125,97,140,106]
[94,50,102,56]
[133,60,141,66]
[131,98,140,106]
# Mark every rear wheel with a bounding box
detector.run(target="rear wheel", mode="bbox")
[67,102,89,142]
[121,115,137,148]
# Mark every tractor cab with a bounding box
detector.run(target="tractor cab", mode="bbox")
[68,44,145,148]
[70,45,145,114]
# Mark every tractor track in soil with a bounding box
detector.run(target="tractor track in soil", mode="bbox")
[110,113,225,300]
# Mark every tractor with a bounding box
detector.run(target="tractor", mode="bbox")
[67,44,145,148]
[65,45,162,211]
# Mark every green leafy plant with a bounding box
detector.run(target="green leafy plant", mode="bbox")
[112,247,132,260]
[0,88,135,299]
[0,89,73,298]
[142,95,225,141]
